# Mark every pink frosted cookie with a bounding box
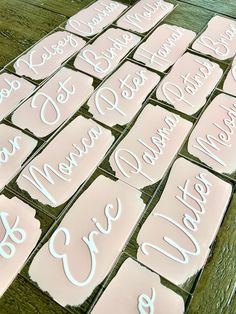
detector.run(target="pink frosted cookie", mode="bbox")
[12,67,94,138]
[192,15,236,60]
[117,0,174,33]
[0,72,35,119]
[155,52,223,115]
[0,124,37,190]
[66,0,127,37]
[14,31,86,80]
[188,93,236,175]
[91,258,185,314]
[74,28,141,79]
[29,176,145,306]
[133,24,196,72]
[109,103,192,190]
[137,157,232,286]
[17,116,114,207]
[0,196,41,297]
[87,61,160,126]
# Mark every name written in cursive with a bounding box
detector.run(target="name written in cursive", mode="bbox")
[0,212,26,259]
[135,26,185,67]
[31,76,75,125]
[0,78,21,104]
[95,69,147,116]
[161,58,216,107]
[78,33,134,74]
[0,136,22,165]
[22,126,103,205]
[141,172,212,264]
[114,113,179,182]
[68,1,121,36]
[48,197,122,286]
[15,34,79,74]
[193,102,236,166]
[197,23,236,58]
[124,0,170,31]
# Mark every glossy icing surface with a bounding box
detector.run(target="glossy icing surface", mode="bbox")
[74,28,141,79]
[155,52,223,115]
[192,15,236,60]
[0,1,234,313]
[0,73,35,120]
[0,196,41,297]
[0,124,37,190]
[116,0,174,33]
[29,176,145,306]
[133,24,196,72]
[91,258,185,314]
[66,0,127,37]
[109,103,192,190]
[137,158,232,285]
[188,93,236,174]
[16,116,115,207]
[14,31,86,80]
[87,61,160,126]
[12,67,94,138]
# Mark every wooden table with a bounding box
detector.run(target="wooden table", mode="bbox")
[0,1,235,313]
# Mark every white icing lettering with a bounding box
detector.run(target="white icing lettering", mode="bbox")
[78,33,133,74]
[68,2,120,36]
[0,136,22,165]
[15,34,79,74]
[0,212,26,259]
[197,23,236,58]
[138,287,156,314]
[22,126,103,205]
[141,173,212,264]
[124,0,170,31]
[94,69,147,116]
[31,76,75,125]
[0,78,21,104]
[114,114,179,182]
[135,26,185,66]
[162,58,216,107]
[48,197,122,286]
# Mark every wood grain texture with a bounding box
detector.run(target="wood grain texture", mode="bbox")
[0,0,66,68]
[20,0,96,17]
[0,0,236,313]
[179,0,236,18]
[187,194,236,314]
[163,1,214,33]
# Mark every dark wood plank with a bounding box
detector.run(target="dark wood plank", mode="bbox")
[0,1,236,313]
[0,0,66,68]
[187,194,236,314]
[163,1,214,34]
[179,0,236,18]
[21,0,95,17]
[0,275,74,314]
